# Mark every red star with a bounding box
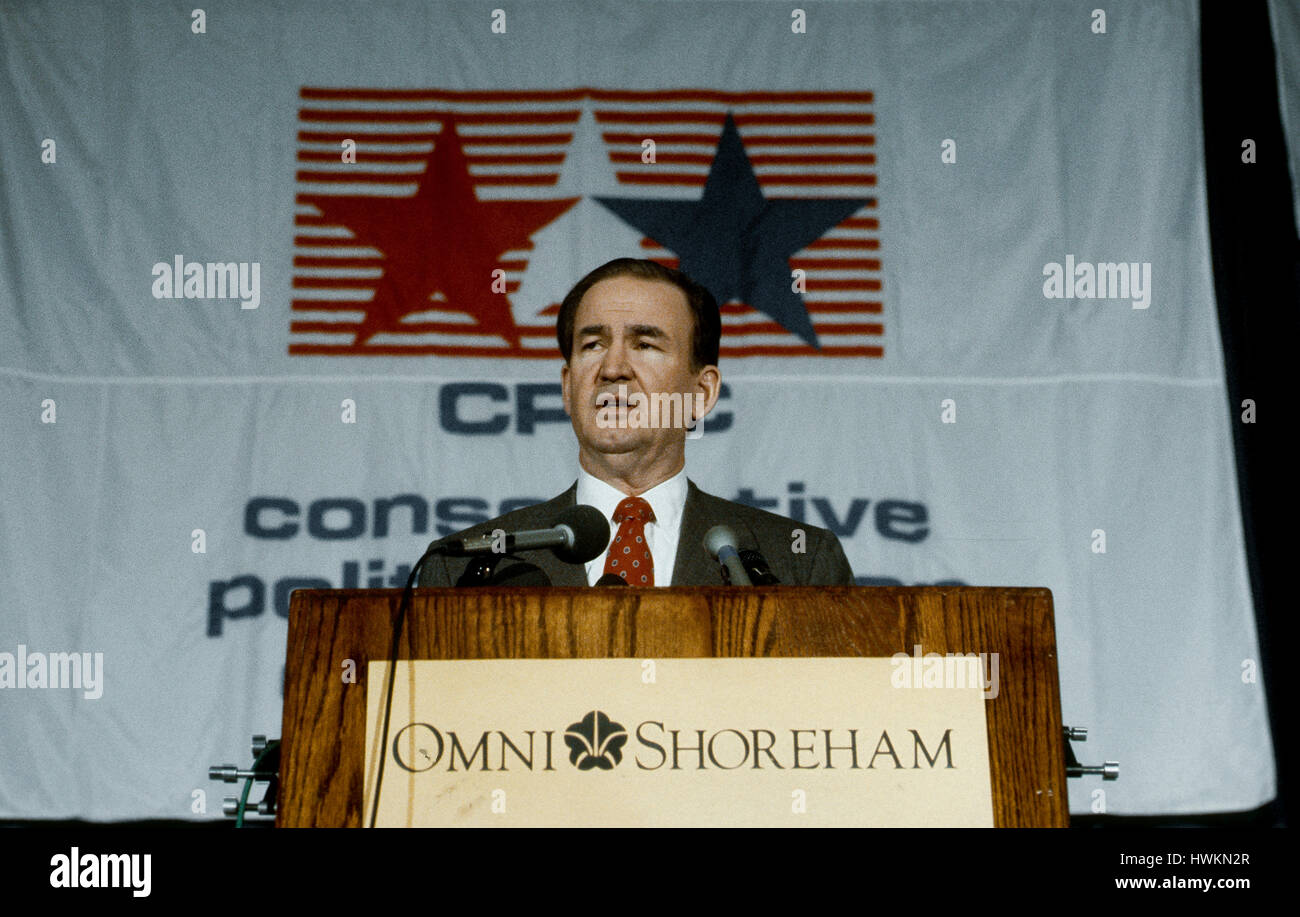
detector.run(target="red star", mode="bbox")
[303,112,577,348]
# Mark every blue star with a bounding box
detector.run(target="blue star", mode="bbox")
[596,113,869,348]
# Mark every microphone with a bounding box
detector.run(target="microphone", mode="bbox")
[439,505,610,564]
[594,573,629,587]
[703,525,753,586]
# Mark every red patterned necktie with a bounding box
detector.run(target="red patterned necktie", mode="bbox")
[603,496,655,586]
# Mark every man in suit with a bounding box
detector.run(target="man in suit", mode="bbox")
[419,258,854,587]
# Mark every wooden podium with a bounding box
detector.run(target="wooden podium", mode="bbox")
[277,586,1067,827]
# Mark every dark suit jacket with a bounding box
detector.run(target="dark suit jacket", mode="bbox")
[418,479,854,587]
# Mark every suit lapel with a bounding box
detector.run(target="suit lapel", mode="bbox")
[530,483,588,586]
[671,480,724,586]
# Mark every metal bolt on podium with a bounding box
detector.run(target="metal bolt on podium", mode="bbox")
[208,735,282,823]
[1062,725,1119,780]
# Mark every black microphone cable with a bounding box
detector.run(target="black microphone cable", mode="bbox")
[368,540,443,829]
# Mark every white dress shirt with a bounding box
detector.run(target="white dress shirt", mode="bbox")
[578,466,689,586]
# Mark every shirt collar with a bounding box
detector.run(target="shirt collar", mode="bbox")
[576,465,688,531]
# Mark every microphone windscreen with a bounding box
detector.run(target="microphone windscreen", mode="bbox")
[703,524,739,559]
[594,573,628,587]
[553,504,611,564]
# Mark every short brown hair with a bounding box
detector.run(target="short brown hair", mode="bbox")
[556,258,721,370]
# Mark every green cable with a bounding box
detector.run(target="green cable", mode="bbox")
[235,742,275,828]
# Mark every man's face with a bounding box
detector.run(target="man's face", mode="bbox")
[561,275,717,466]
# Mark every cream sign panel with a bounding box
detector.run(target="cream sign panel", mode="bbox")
[364,658,993,827]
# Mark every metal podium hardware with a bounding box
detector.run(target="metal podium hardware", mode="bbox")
[209,735,281,823]
[1062,726,1119,779]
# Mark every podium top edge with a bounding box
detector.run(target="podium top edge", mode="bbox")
[289,585,1055,598]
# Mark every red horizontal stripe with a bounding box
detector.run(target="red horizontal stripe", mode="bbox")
[610,152,715,165]
[615,172,709,185]
[455,133,574,146]
[299,131,437,143]
[296,170,561,186]
[297,193,548,215]
[754,153,874,165]
[603,132,875,146]
[300,109,580,125]
[604,132,733,145]
[285,241,530,254]
[589,89,874,104]
[790,258,881,270]
[808,238,879,249]
[288,343,880,358]
[614,174,876,187]
[772,196,875,207]
[608,152,875,166]
[817,323,883,335]
[719,345,883,357]
[298,151,430,163]
[296,171,420,184]
[289,319,880,337]
[615,172,874,187]
[596,111,873,126]
[737,133,876,146]
[466,153,565,165]
[291,321,528,336]
[754,112,873,125]
[761,173,876,185]
[840,217,879,229]
[298,131,574,145]
[300,87,874,104]
[300,110,440,123]
[718,301,884,315]
[292,277,523,294]
[289,318,553,333]
[289,344,556,357]
[319,322,552,336]
[301,88,589,102]
[722,322,883,335]
[806,279,882,291]
[470,173,560,186]
[804,301,883,313]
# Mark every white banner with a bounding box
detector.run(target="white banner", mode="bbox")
[0,0,1273,819]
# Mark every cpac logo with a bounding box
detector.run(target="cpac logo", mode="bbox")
[291,88,883,359]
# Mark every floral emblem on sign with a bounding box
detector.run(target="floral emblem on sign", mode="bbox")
[563,710,629,770]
